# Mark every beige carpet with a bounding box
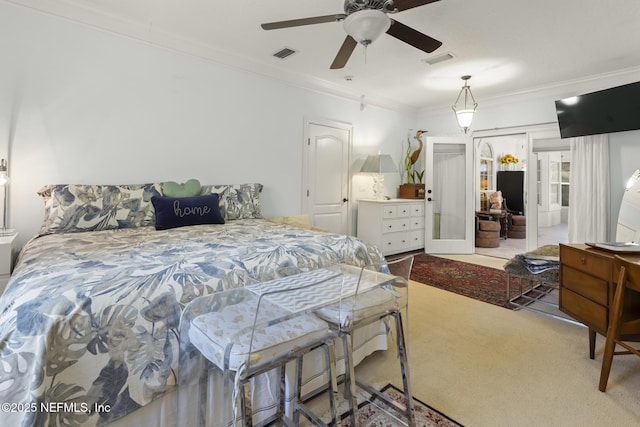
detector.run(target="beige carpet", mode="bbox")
[352,254,640,427]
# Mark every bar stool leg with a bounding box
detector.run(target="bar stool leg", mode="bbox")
[342,334,359,427]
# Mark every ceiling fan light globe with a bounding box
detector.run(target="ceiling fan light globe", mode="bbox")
[343,10,391,45]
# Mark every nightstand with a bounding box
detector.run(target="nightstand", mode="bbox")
[0,233,18,295]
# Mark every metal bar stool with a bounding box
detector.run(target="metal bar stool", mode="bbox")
[315,256,414,426]
[179,269,344,426]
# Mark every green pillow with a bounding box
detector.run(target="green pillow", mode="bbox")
[162,179,202,197]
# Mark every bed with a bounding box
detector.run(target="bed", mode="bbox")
[0,182,385,426]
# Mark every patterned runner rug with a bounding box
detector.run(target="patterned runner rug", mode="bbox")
[336,384,462,426]
[411,253,513,309]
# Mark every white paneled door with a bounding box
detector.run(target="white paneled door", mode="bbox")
[424,136,474,254]
[302,119,352,235]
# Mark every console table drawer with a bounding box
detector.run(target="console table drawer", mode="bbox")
[561,287,607,332]
[561,247,611,281]
[562,266,608,305]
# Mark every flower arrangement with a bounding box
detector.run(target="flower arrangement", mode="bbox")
[499,153,519,164]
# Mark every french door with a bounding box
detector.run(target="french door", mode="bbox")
[424,136,474,254]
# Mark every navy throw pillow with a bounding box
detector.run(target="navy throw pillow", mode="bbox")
[151,194,225,230]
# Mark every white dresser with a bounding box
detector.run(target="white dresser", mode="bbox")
[357,199,425,255]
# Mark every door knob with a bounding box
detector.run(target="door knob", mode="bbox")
[343,198,349,203]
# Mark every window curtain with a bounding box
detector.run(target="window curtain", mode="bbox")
[568,134,609,242]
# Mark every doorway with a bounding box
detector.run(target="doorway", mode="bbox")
[472,125,570,259]
[302,118,352,235]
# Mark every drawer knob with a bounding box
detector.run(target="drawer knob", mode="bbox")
[580,257,586,265]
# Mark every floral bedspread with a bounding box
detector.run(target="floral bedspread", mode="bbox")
[0,220,384,426]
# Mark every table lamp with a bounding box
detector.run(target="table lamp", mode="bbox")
[360,154,397,200]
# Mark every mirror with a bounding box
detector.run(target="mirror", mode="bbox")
[616,169,640,242]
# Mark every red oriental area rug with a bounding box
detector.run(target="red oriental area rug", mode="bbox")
[410,253,513,309]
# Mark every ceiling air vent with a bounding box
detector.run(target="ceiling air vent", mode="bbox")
[273,48,296,59]
[422,52,455,66]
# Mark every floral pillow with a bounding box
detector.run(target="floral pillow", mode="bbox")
[37,183,162,235]
[200,183,263,220]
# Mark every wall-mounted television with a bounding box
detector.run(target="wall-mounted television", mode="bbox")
[555,81,640,139]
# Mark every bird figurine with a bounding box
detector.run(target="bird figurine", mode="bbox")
[404,129,426,184]
[410,130,425,165]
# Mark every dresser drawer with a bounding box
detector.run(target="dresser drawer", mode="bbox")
[409,230,424,247]
[396,205,413,217]
[381,231,412,253]
[396,203,424,217]
[382,205,398,219]
[561,246,611,281]
[560,287,607,332]
[407,203,424,217]
[382,218,411,234]
[409,216,425,230]
[562,265,608,305]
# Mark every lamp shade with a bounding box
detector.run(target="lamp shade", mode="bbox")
[455,109,475,129]
[360,154,397,173]
[452,75,478,134]
[343,10,391,46]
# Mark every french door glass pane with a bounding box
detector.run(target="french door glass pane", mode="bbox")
[432,144,466,240]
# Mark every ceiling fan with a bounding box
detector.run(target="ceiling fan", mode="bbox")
[261,0,443,69]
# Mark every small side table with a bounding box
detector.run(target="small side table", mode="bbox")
[0,232,19,295]
[476,210,509,239]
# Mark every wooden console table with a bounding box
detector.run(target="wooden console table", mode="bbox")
[559,243,640,359]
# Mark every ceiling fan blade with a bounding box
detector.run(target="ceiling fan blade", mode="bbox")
[386,19,442,53]
[261,14,347,30]
[392,0,440,12]
[330,36,358,69]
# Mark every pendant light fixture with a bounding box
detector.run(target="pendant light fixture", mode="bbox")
[452,75,478,133]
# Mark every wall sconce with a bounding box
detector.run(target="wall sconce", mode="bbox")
[0,159,12,235]
[360,153,397,200]
[452,75,478,134]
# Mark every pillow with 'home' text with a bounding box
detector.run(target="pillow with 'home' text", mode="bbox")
[151,194,224,230]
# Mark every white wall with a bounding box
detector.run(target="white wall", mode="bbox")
[0,3,415,247]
